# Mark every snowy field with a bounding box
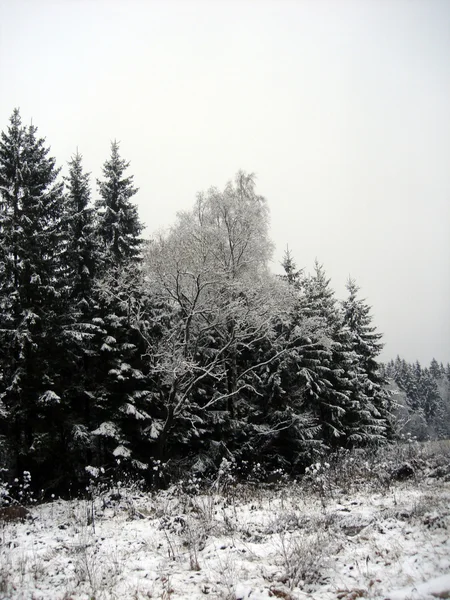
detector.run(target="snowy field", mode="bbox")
[1,442,450,600]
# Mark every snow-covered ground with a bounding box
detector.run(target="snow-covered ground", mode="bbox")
[1,444,450,599]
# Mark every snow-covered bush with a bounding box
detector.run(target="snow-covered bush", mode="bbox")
[0,470,35,507]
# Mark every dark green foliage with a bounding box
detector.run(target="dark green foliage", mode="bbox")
[279,260,392,455]
[87,142,149,477]
[297,262,354,448]
[281,247,302,287]
[0,112,402,492]
[64,151,98,306]
[341,278,391,446]
[384,356,450,440]
[96,141,143,267]
[55,151,101,485]
[88,266,155,477]
[0,109,66,485]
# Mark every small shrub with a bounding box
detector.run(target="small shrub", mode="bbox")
[278,530,331,589]
[0,470,35,508]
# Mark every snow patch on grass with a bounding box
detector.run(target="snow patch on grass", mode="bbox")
[1,444,450,599]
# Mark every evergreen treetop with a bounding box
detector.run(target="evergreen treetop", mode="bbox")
[64,150,98,305]
[281,247,302,288]
[96,141,143,267]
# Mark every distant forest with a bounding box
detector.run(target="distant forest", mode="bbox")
[382,358,450,441]
[0,110,448,495]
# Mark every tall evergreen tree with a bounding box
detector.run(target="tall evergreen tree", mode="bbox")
[96,141,143,267]
[341,278,391,445]
[278,259,354,452]
[0,109,66,482]
[88,143,150,478]
[429,358,441,380]
[57,151,102,482]
[418,368,440,422]
[64,151,98,307]
[398,359,421,411]
[281,247,302,287]
[299,261,354,448]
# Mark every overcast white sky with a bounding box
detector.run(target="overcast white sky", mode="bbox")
[1,0,449,365]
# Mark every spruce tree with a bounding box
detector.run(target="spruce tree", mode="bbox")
[276,260,353,453]
[281,247,302,287]
[89,143,150,478]
[273,251,325,463]
[429,358,441,380]
[417,367,439,422]
[64,151,98,307]
[0,109,66,483]
[58,151,101,480]
[96,141,143,267]
[341,278,391,445]
[399,360,421,411]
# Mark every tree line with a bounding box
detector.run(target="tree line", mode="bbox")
[0,109,394,494]
[382,357,450,441]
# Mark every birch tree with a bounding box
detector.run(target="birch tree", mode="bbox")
[142,172,296,463]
